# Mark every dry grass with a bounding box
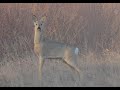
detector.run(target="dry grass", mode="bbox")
[1,50,120,87]
[0,3,120,87]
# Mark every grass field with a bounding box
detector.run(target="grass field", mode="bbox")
[0,3,120,87]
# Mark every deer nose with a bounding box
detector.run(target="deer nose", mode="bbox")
[38,27,41,29]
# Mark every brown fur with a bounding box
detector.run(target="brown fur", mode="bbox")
[33,15,80,79]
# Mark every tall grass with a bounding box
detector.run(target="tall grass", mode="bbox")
[0,3,120,87]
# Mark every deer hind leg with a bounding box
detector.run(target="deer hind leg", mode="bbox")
[63,48,80,75]
[38,55,45,80]
[63,58,80,74]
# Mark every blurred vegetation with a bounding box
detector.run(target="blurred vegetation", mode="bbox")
[0,3,120,62]
[1,3,120,87]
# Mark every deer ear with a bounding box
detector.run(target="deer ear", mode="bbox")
[32,15,38,22]
[41,16,46,22]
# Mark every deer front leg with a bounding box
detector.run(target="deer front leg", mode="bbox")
[38,55,44,80]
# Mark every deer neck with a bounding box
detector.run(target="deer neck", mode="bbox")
[34,28,42,45]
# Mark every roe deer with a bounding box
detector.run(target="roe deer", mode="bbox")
[32,15,80,79]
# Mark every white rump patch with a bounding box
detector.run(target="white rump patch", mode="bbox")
[75,47,79,55]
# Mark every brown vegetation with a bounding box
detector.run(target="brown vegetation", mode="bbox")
[0,3,120,87]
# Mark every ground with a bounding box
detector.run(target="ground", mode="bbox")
[0,51,120,87]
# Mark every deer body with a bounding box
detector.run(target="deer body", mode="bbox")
[33,15,80,79]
